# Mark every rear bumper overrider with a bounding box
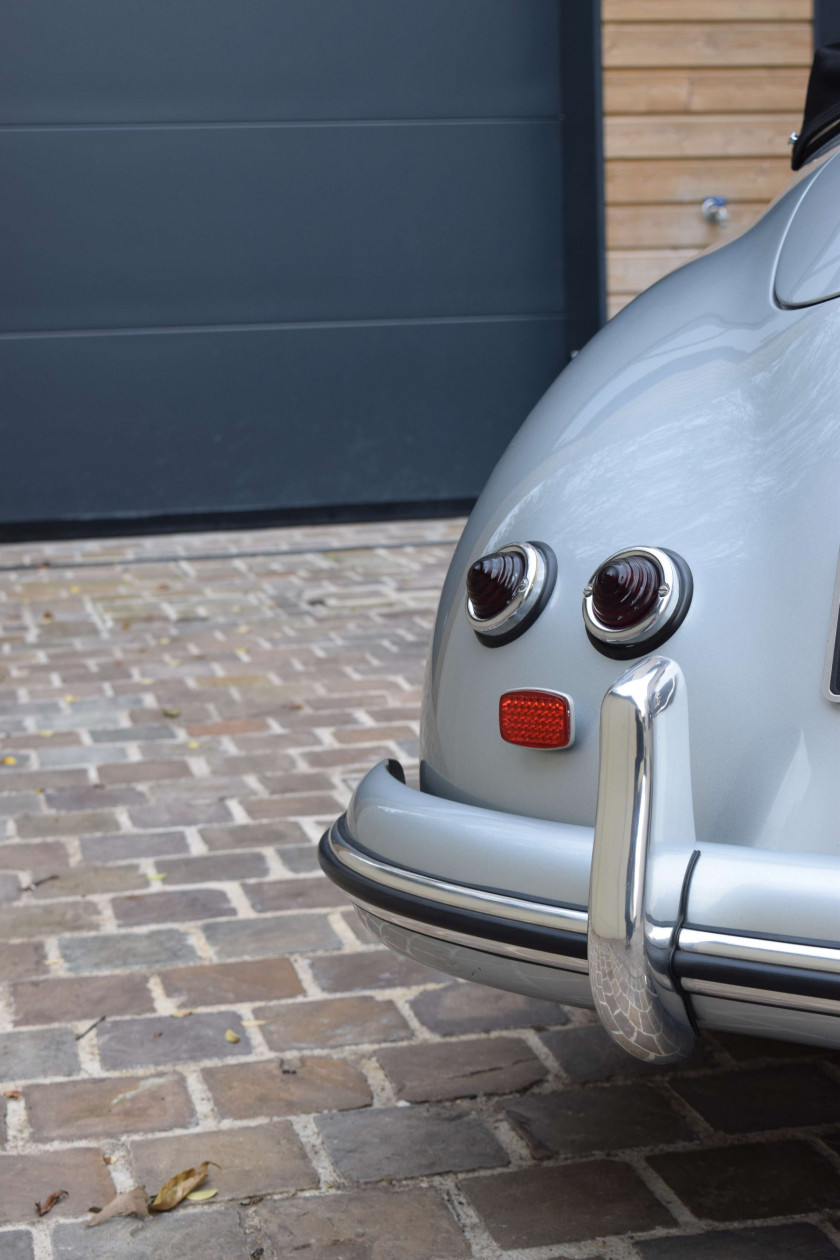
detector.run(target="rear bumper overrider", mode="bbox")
[319,656,840,1061]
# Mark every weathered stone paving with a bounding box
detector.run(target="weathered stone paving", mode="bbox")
[0,517,838,1259]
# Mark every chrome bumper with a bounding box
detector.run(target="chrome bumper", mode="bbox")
[320,656,840,1062]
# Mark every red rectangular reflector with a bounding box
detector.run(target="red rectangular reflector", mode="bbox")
[499,689,573,749]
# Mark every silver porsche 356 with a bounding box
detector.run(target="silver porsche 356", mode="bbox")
[320,49,840,1063]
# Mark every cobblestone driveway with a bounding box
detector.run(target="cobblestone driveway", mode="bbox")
[0,518,839,1260]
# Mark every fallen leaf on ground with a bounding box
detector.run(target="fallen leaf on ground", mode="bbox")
[224,1029,240,1043]
[241,1020,267,1027]
[87,1186,150,1227]
[3,1089,21,1099]
[150,1161,219,1212]
[37,730,54,738]
[171,1010,193,1018]
[240,1195,264,1207]
[36,1189,68,1217]
[1,756,16,765]
[187,741,200,750]
[162,707,180,719]
[146,873,167,882]
[63,694,77,703]
[186,1188,218,1202]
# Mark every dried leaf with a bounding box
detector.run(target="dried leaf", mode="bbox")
[1,756,16,765]
[162,707,181,719]
[241,1020,267,1028]
[149,1161,219,1213]
[87,1187,150,1227]
[224,1029,240,1044]
[63,694,77,703]
[35,1189,68,1217]
[69,585,81,594]
[171,1009,193,1018]
[146,872,167,883]
[185,1188,218,1202]
[3,1089,21,1099]
[187,741,200,750]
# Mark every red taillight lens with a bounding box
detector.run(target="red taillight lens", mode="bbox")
[466,551,526,620]
[591,555,660,629]
[499,690,573,749]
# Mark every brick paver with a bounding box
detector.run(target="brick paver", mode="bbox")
[0,517,839,1258]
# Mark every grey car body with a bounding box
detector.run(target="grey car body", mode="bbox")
[320,146,840,1063]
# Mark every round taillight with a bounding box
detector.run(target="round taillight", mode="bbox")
[583,546,693,659]
[467,551,527,621]
[465,542,556,647]
[591,555,661,629]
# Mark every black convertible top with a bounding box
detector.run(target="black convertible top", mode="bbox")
[792,41,840,170]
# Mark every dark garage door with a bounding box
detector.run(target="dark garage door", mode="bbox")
[1,1,603,535]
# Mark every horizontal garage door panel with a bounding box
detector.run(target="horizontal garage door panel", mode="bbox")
[1,0,560,124]
[2,124,564,333]
[0,319,566,522]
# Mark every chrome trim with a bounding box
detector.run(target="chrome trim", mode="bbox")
[678,928,840,975]
[352,898,590,974]
[465,542,546,637]
[583,546,680,647]
[329,823,588,936]
[588,655,697,1062]
[683,977,840,1017]
[499,686,576,751]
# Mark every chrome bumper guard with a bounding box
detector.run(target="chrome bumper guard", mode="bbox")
[320,656,840,1062]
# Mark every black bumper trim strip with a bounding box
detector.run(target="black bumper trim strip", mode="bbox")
[318,820,588,963]
[672,951,840,1002]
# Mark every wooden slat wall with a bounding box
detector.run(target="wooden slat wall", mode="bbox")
[602,0,813,318]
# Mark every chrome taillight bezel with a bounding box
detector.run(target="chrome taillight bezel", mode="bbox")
[583,545,693,659]
[466,541,557,647]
